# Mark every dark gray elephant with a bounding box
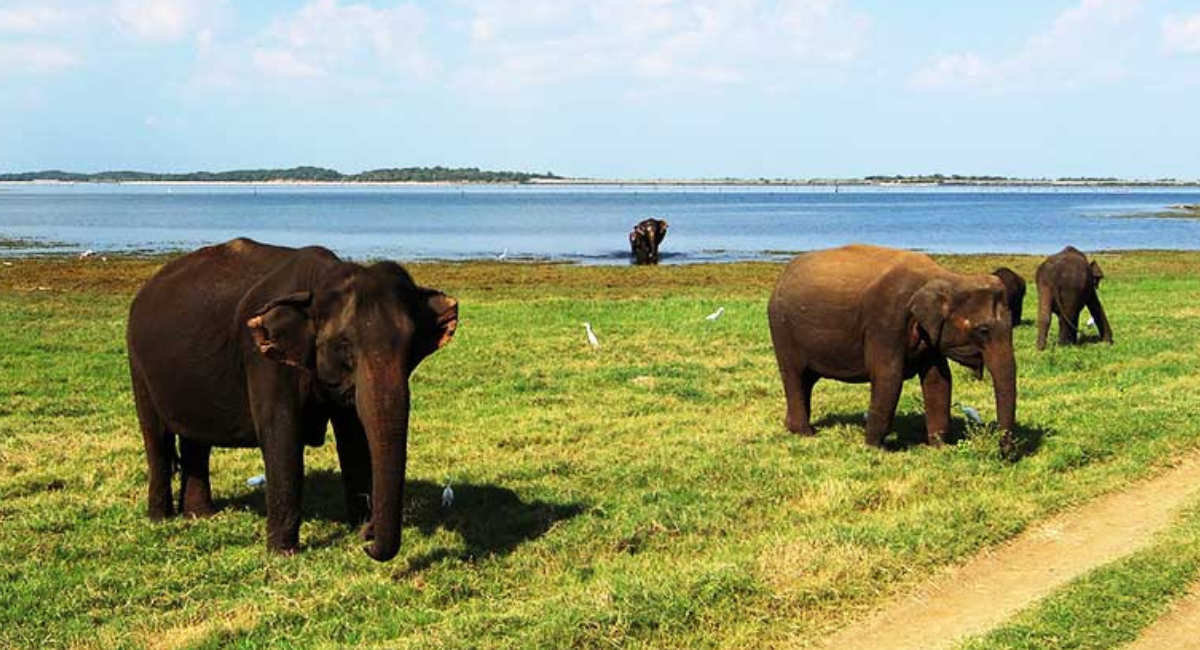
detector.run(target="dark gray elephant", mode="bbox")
[1035,246,1112,350]
[127,238,458,560]
[992,267,1026,327]
[629,218,668,265]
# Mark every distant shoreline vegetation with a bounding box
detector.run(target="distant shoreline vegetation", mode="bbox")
[0,166,561,184]
[1,168,1198,187]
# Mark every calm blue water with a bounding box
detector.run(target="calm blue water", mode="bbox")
[1,183,1199,263]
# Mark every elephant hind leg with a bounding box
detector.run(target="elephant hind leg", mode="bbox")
[781,366,818,436]
[1036,287,1054,350]
[1057,297,1082,346]
[179,438,217,518]
[131,366,175,520]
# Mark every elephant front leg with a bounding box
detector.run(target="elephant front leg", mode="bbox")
[332,411,373,538]
[919,359,952,446]
[865,369,903,448]
[260,437,305,555]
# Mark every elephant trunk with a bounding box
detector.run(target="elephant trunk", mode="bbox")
[355,360,410,562]
[984,339,1017,433]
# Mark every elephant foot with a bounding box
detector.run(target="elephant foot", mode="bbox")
[182,503,218,519]
[359,521,375,541]
[267,538,300,556]
[784,418,815,436]
[999,430,1019,461]
[147,505,174,521]
[927,431,947,447]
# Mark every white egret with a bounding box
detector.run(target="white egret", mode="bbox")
[705,307,725,321]
[955,403,983,425]
[79,249,95,259]
[246,474,266,488]
[584,322,599,348]
[1086,315,1096,328]
[442,482,455,507]
[497,249,508,261]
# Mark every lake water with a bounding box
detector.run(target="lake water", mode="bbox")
[1,183,1199,263]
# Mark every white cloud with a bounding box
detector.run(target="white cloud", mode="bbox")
[458,0,873,92]
[111,0,216,44]
[1163,12,1200,54]
[252,48,323,79]
[0,5,67,33]
[193,0,433,90]
[255,0,433,79]
[912,0,1146,92]
[0,42,79,72]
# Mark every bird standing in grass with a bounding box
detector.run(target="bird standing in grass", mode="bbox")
[705,306,725,321]
[1087,315,1096,328]
[955,403,984,425]
[584,322,599,349]
[497,249,508,261]
[442,482,454,508]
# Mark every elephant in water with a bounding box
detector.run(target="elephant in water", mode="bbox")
[127,238,458,561]
[768,244,1017,448]
[1035,246,1112,350]
[629,218,668,265]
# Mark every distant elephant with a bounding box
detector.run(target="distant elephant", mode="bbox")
[768,244,1016,447]
[629,218,668,265]
[1035,246,1112,350]
[992,267,1026,326]
[127,238,458,561]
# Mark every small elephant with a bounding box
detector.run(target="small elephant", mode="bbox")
[992,267,1026,327]
[629,218,668,265]
[127,238,458,561]
[768,244,1017,447]
[1035,246,1112,350]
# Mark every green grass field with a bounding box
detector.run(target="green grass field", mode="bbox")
[1,252,1198,649]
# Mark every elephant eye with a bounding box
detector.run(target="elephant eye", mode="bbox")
[973,324,992,339]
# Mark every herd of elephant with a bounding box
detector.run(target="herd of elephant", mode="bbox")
[124,237,1110,561]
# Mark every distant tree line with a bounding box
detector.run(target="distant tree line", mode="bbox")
[0,166,561,184]
[864,174,1020,183]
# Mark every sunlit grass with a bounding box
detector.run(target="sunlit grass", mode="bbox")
[1,252,1198,649]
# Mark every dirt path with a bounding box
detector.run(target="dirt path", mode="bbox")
[1122,580,1200,650]
[805,453,1200,650]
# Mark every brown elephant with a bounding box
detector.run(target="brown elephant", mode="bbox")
[127,238,458,560]
[629,218,668,265]
[1035,246,1112,350]
[768,244,1017,448]
[992,267,1026,327]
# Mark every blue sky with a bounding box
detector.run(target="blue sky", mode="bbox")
[1,0,1199,178]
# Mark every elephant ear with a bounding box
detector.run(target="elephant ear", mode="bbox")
[246,291,315,369]
[1090,261,1105,289]
[907,279,953,349]
[413,289,458,361]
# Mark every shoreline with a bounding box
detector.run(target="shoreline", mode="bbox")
[3,179,1200,189]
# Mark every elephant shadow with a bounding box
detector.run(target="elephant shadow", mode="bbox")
[813,412,1047,457]
[217,470,585,568]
